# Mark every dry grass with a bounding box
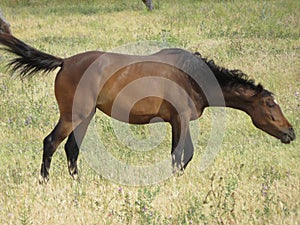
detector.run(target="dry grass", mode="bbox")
[0,0,299,224]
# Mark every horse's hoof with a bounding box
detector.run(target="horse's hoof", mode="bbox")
[69,166,79,181]
[71,173,80,182]
[172,167,185,177]
[38,175,49,185]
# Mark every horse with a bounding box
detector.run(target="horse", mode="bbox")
[142,0,153,11]
[0,9,11,35]
[0,33,295,183]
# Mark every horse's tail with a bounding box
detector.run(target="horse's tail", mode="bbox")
[0,33,63,78]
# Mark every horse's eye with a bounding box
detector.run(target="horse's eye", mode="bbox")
[267,101,275,108]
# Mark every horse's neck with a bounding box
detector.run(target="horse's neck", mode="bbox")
[221,87,254,113]
[189,85,249,118]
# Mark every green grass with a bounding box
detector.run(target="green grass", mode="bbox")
[0,0,299,224]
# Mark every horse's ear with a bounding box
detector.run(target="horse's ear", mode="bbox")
[250,83,265,99]
[257,83,264,93]
[208,59,215,67]
[254,83,273,98]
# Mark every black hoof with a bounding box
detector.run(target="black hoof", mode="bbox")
[39,174,49,184]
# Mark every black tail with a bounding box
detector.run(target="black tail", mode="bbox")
[0,33,63,78]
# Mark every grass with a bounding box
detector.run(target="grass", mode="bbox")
[0,0,299,224]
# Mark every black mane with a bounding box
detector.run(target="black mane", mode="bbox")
[194,52,272,96]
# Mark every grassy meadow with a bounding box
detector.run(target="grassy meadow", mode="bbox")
[0,0,299,224]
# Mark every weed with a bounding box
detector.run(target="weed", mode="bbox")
[18,203,32,225]
[135,187,160,224]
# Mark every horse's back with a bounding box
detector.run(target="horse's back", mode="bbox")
[93,50,201,123]
[54,49,203,123]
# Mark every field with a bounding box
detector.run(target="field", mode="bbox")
[0,0,299,224]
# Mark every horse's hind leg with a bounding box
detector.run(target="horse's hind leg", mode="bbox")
[40,119,78,183]
[64,111,95,179]
[64,132,79,179]
[40,118,74,183]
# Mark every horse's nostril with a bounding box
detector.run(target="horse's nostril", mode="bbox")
[288,127,296,140]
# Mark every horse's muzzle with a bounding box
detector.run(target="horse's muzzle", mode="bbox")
[281,127,296,144]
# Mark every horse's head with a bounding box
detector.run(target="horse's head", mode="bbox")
[249,90,295,143]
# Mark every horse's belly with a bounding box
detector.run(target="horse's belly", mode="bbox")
[97,95,168,124]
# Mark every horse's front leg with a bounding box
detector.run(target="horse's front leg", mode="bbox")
[182,127,194,170]
[170,115,189,175]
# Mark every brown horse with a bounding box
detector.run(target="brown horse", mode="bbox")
[0,33,295,183]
